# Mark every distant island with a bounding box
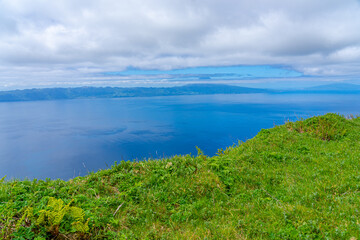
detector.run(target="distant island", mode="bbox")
[287,82,360,94]
[0,83,360,102]
[0,84,271,102]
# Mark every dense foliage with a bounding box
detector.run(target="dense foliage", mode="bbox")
[1,113,360,239]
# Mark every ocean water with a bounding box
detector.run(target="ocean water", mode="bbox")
[0,93,359,180]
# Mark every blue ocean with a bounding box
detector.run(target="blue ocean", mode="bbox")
[0,93,359,180]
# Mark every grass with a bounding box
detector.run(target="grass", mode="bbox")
[1,113,360,239]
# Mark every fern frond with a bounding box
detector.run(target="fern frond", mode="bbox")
[70,206,85,222]
[71,218,89,233]
[36,197,89,234]
[16,207,33,228]
[36,210,46,225]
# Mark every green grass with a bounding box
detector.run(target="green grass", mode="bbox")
[1,113,360,239]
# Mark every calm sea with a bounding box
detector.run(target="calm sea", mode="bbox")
[0,93,359,180]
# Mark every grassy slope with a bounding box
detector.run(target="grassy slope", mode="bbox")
[1,113,360,239]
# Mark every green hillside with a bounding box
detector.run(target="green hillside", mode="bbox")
[1,113,360,239]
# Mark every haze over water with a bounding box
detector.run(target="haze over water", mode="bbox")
[1,93,359,180]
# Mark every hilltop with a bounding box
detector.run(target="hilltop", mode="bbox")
[1,113,360,239]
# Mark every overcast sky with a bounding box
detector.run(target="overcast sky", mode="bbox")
[0,0,360,89]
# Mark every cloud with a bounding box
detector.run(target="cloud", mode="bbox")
[0,0,360,89]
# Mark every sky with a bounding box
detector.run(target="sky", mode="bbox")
[0,0,360,90]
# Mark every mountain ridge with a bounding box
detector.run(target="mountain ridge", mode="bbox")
[0,84,272,102]
[1,83,360,102]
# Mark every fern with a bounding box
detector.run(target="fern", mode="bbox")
[72,218,90,233]
[36,210,46,226]
[36,197,71,227]
[16,207,33,228]
[36,197,89,235]
[70,206,89,233]
[70,206,85,222]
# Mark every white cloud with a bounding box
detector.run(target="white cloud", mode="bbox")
[0,0,360,89]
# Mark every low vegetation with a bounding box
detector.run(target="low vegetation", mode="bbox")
[1,113,360,239]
